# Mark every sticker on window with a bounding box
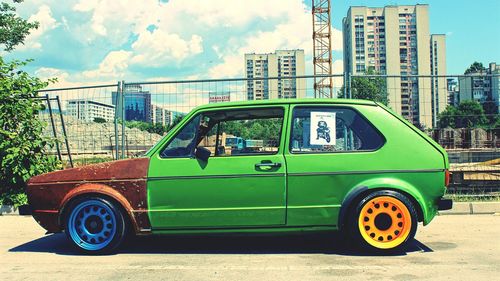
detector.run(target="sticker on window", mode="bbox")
[310,111,336,145]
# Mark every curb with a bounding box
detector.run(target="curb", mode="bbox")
[0,205,19,215]
[0,205,31,216]
[438,202,500,215]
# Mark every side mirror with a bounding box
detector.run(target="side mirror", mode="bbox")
[195,146,211,162]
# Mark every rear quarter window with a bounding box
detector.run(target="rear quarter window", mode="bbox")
[290,106,385,153]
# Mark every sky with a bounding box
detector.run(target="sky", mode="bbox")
[4,0,500,88]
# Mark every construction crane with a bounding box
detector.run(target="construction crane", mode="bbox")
[312,0,333,98]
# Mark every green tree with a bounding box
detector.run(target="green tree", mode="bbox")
[0,59,61,206]
[0,1,60,206]
[464,62,486,75]
[338,69,388,106]
[0,1,38,51]
[437,100,488,128]
[437,105,459,128]
[456,100,489,128]
[168,114,185,131]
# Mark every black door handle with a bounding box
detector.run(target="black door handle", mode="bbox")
[255,162,282,168]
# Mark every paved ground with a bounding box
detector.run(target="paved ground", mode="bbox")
[1,215,499,281]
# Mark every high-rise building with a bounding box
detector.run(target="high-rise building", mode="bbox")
[66,99,115,122]
[343,4,447,128]
[245,49,305,100]
[112,85,152,122]
[430,34,447,126]
[459,62,500,113]
[151,104,173,126]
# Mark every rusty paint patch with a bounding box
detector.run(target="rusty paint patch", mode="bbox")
[27,158,151,234]
[28,158,149,184]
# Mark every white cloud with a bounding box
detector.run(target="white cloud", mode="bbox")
[130,30,203,67]
[71,0,342,73]
[82,50,132,79]
[29,0,345,84]
[20,5,59,50]
[35,67,69,81]
[206,0,343,78]
[35,67,90,89]
[73,0,161,45]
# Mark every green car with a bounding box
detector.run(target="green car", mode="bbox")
[27,99,452,254]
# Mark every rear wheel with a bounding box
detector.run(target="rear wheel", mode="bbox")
[65,196,127,254]
[348,190,418,252]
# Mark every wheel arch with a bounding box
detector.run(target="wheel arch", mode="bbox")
[59,183,138,233]
[338,178,426,231]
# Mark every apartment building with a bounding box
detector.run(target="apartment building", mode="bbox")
[151,104,174,127]
[245,50,305,100]
[343,4,446,128]
[459,62,500,113]
[66,99,115,122]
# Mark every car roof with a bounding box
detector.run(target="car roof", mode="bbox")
[194,98,378,111]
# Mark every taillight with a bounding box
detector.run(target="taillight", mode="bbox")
[445,169,451,187]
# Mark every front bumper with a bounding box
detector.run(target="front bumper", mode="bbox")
[438,198,453,211]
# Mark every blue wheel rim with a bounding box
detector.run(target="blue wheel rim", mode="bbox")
[68,200,117,251]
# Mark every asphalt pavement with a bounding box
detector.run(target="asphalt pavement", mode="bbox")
[0,215,499,280]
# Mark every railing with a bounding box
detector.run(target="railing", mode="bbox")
[36,73,500,193]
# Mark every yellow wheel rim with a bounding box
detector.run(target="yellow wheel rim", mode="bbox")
[358,196,412,249]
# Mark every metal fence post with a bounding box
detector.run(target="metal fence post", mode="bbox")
[348,72,352,99]
[45,94,62,162]
[343,73,347,98]
[56,96,73,168]
[121,80,126,159]
[114,82,120,160]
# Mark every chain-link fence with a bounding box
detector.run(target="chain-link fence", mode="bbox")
[36,73,500,194]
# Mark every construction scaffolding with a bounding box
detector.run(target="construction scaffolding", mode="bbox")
[312,0,334,98]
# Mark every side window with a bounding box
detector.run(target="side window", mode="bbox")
[198,108,284,156]
[160,115,201,158]
[290,107,384,153]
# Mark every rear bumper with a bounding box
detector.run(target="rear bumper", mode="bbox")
[438,198,453,211]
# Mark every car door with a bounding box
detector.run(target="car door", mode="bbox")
[147,105,288,229]
[284,104,386,226]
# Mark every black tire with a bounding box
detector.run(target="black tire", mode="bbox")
[64,196,128,254]
[347,190,418,253]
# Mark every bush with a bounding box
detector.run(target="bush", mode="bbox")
[0,58,61,207]
[93,117,107,123]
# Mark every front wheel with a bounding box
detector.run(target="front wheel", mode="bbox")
[65,196,128,254]
[348,190,418,252]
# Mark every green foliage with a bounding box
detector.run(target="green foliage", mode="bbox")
[464,61,486,75]
[122,114,186,136]
[168,114,185,131]
[0,0,58,207]
[222,118,282,144]
[125,120,169,135]
[93,117,106,123]
[0,58,62,206]
[437,100,489,128]
[0,189,27,206]
[0,0,39,52]
[338,69,389,106]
